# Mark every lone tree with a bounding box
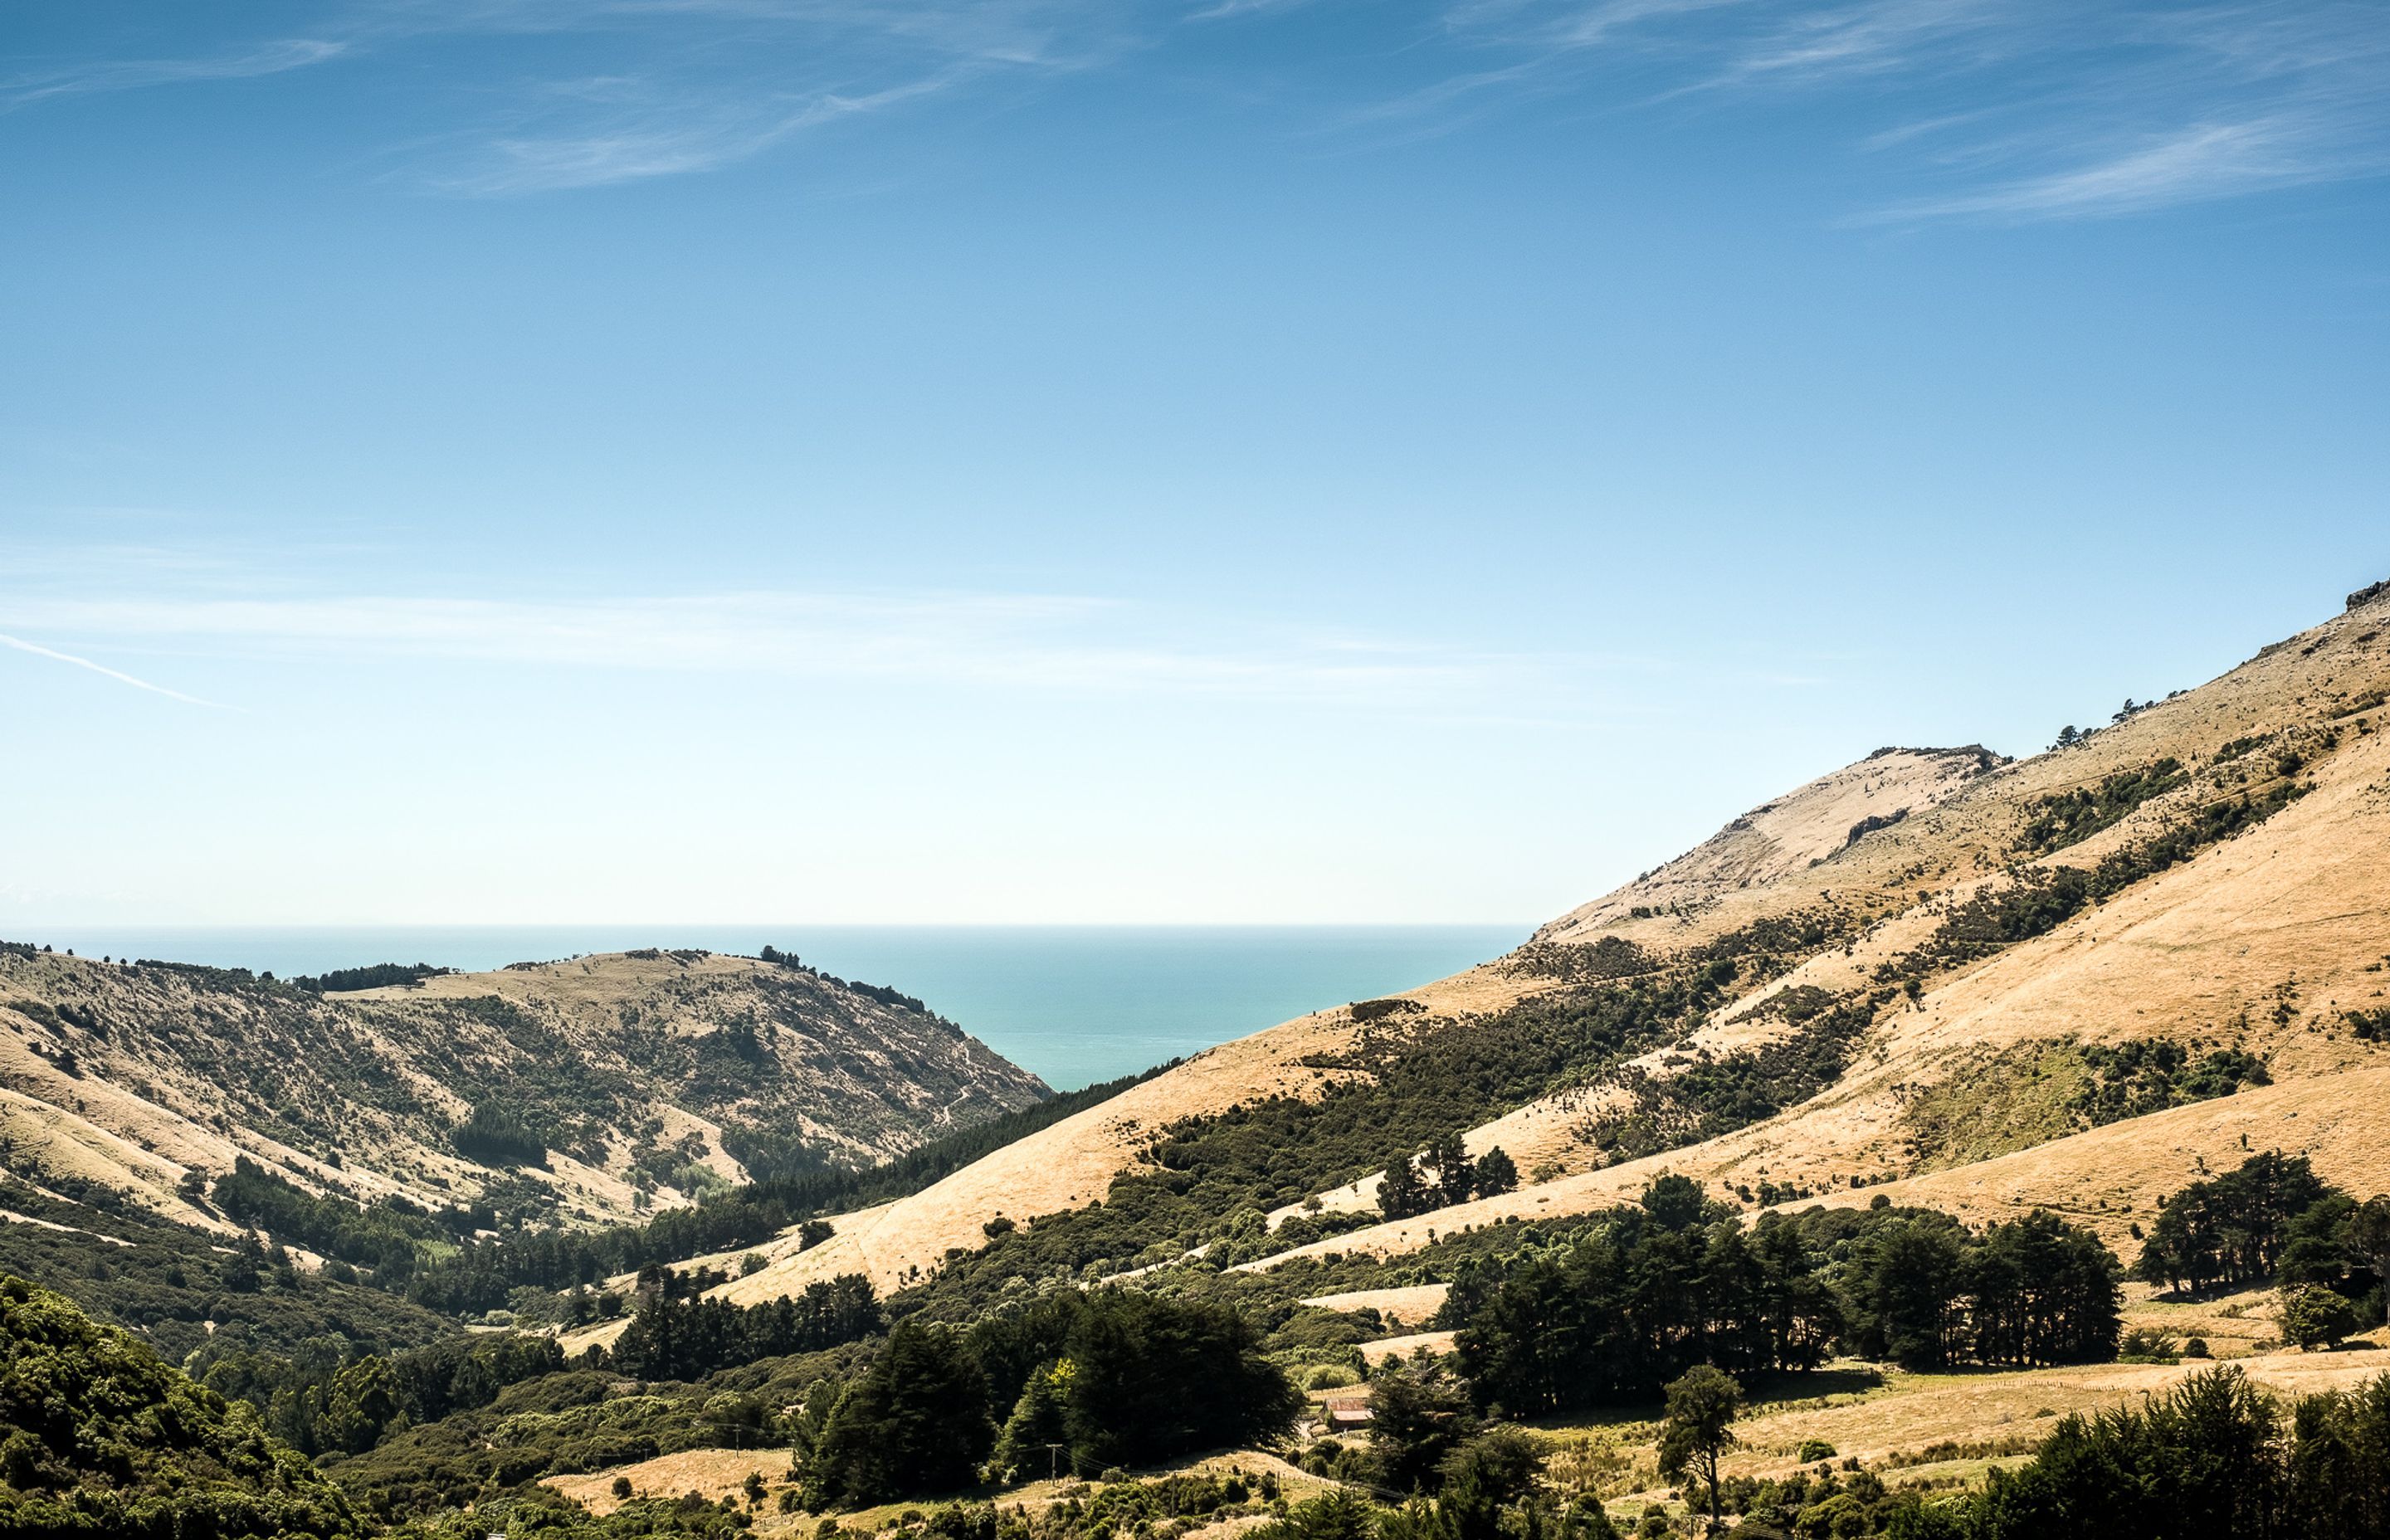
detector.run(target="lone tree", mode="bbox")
[2278,1283,2359,1352]
[1640,1173,1710,1233]
[1436,1427,1548,1540]
[1657,1365,1742,1530]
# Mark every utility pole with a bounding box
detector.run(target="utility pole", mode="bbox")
[1046,1443,1067,1483]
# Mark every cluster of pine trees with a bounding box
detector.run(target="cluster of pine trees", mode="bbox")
[1841,1206,2122,1369]
[1379,1135,1519,1221]
[1439,1177,2122,1418]
[796,1289,1300,1508]
[2136,1150,2388,1296]
[611,1275,881,1382]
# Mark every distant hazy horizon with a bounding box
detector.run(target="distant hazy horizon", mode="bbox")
[18,923,1527,1090]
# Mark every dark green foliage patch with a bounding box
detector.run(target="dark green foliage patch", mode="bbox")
[2015,758,2188,855]
[0,1274,369,1538]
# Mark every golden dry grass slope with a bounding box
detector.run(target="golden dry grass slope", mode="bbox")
[0,947,1045,1228]
[719,583,2390,1298]
[703,953,1538,1302]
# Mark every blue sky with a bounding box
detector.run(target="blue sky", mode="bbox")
[2,0,2385,927]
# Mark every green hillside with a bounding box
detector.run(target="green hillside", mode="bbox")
[0,1273,366,1538]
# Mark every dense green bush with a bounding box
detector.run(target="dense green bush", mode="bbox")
[0,1177,453,1365]
[2015,759,2188,854]
[0,1274,368,1538]
[1903,1367,2390,1540]
[1899,780,2310,982]
[211,1157,445,1274]
[2071,1038,2268,1126]
[1578,990,1881,1164]
[392,1485,754,1538]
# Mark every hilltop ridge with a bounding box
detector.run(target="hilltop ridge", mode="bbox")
[1534,743,2003,945]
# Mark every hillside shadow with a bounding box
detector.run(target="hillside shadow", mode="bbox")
[1740,1367,1886,1406]
[1518,1367,1889,1432]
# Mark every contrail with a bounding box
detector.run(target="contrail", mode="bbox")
[0,631,222,708]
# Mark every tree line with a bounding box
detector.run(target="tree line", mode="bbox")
[191,1329,565,1459]
[1909,1365,2389,1540]
[1440,1177,2122,1418]
[611,1274,881,1382]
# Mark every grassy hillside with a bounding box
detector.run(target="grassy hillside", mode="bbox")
[0,946,1048,1233]
[690,582,2390,1305]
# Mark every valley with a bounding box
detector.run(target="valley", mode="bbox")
[6,582,2390,1538]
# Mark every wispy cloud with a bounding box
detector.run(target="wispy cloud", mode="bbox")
[0,590,1552,708]
[1542,0,1753,51]
[357,0,1129,191]
[1873,116,2333,221]
[0,38,346,110]
[392,0,1156,192]
[1395,0,2390,219]
[1856,2,2390,221]
[0,631,224,708]
[1712,0,2005,84]
[4,1,1133,191]
[428,75,961,192]
[8,0,2384,217]
[1332,60,1556,137]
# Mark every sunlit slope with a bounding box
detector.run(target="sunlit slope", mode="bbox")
[1250,587,2390,1268]
[711,747,2024,1297]
[721,583,2390,1299]
[0,948,1044,1228]
[1534,743,2001,945]
[721,963,1529,1300]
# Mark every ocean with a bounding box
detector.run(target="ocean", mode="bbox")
[25,924,1526,1090]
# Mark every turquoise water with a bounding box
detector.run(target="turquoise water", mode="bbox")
[26,925,1524,1090]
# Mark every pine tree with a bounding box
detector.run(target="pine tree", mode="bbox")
[1369,1359,1475,1492]
[1473,1148,1519,1199]
[1656,1365,1741,1528]
[992,1359,1074,1480]
[804,1320,993,1507]
[1423,1133,1475,1207]
[1381,1155,1429,1221]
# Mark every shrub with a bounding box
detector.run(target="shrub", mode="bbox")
[2280,1284,2361,1352]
